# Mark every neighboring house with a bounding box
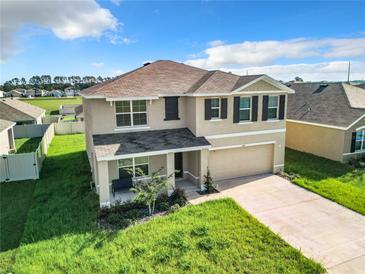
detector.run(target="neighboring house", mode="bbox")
[80,60,294,207]
[0,119,16,154]
[0,90,4,98]
[24,89,36,97]
[9,88,26,97]
[286,83,365,162]
[64,87,78,97]
[0,98,46,125]
[50,89,63,97]
[59,104,81,115]
[35,89,47,97]
[75,105,84,121]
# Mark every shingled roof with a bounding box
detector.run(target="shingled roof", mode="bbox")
[0,98,45,123]
[80,60,264,98]
[287,83,365,128]
[0,119,15,133]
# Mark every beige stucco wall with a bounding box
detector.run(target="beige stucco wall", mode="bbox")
[0,129,12,154]
[286,121,345,162]
[240,80,281,92]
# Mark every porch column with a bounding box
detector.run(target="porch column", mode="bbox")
[199,148,209,191]
[166,152,175,194]
[98,160,110,207]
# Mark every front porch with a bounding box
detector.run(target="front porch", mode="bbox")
[92,128,211,207]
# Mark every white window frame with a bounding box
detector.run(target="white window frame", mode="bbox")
[268,95,279,120]
[239,96,252,122]
[118,156,149,178]
[355,130,365,152]
[115,100,148,128]
[210,97,221,119]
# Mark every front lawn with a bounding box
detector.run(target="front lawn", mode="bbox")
[0,135,324,273]
[15,137,42,153]
[285,148,365,215]
[21,97,82,115]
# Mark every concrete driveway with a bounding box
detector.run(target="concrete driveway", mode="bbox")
[188,175,365,274]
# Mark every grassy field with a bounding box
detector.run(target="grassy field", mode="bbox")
[0,135,324,273]
[15,137,42,153]
[0,181,36,252]
[285,148,365,215]
[21,97,82,115]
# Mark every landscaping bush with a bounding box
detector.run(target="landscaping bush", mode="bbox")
[169,187,187,206]
[203,169,217,193]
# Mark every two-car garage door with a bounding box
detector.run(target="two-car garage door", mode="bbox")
[209,144,273,181]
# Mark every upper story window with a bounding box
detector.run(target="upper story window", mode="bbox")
[116,100,147,127]
[211,98,221,119]
[239,97,251,122]
[268,96,279,120]
[355,130,365,151]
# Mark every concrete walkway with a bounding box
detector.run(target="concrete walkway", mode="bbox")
[188,175,365,274]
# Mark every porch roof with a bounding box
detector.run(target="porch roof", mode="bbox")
[93,128,211,161]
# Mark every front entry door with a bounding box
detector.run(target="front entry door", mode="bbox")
[174,152,183,178]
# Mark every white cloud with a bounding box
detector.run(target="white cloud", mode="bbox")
[111,69,124,77]
[107,33,136,45]
[110,0,123,6]
[207,40,224,47]
[91,62,105,68]
[222,61,365,82]
[186,37,365,68]
[1,0,118,62]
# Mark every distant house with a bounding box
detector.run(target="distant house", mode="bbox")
[0,119,16,155]
[286,83,365,162]
[9,88,26,97]
[24,89,36,97]
[50,89,63,97]
[0,90,4,98]
[35,89,47,97]
[75,105,84,121]
[64,87,79,97]
[59,104,81,115]
[0,98,46,125]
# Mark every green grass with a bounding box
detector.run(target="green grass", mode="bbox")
[0,181,36,252]
[21,97,82,115]
[285,148,365,215]
[0,136,324,273]
[15,137,42,153]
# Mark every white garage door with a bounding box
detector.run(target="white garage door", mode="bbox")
[209,144,273,181]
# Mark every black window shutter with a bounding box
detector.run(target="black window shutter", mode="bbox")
[221,98,228,119]
[205,99,212,120]
[262,95,269,121]
[233,97,240,123]
[164,97,179,120]
[350,132,357,152]
[279,95,286,120]
[251,96,258,121]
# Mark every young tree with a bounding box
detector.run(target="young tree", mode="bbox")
[130,168,169,215]
[203,169,216,193]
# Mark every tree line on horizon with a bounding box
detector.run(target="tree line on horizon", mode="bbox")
[0,75,113,92]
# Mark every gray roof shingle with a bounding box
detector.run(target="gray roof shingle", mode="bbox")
[0,119,15,133]
[93,128,211,159]
[80,60,263,98]
[287,83,364,128]
[0,98,45,123]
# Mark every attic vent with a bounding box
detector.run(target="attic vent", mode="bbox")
[143,62,151,67]
[313,83,328,94]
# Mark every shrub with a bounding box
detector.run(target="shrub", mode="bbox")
[167,204,180,214]
[204,169,216,193]
[156,201,170,211]
[169,187,187,206]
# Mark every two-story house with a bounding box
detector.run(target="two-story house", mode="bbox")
[80,60,294,207]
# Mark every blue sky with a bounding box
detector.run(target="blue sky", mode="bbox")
[1,0,364,83]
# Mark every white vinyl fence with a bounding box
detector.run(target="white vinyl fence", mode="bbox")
[54,121,84,134]
[0,123,55,182]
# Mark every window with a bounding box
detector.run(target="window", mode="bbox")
[268,96,279,119]
[355,130,365,152]
[116,100,147,127]
[239,97,251,122]
[164,97,179,120]
[118,156,149,178]
[211,98,220,119]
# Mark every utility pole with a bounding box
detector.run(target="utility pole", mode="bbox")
[347,61,351,83]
